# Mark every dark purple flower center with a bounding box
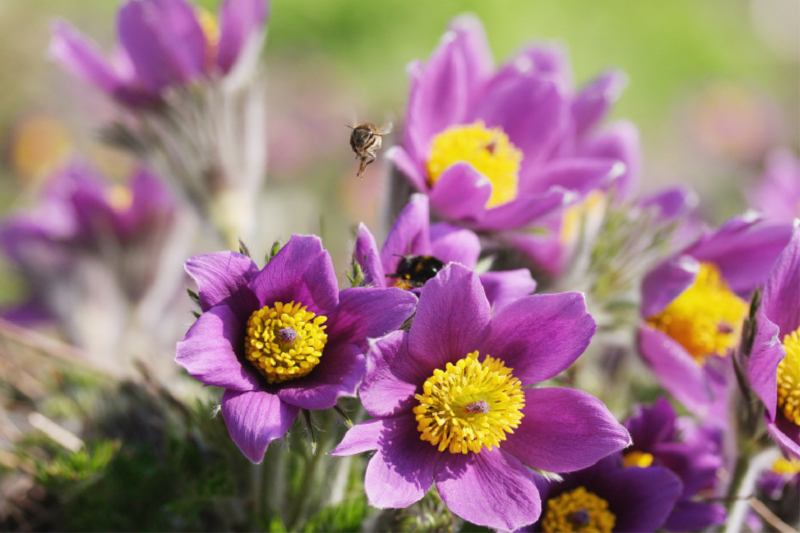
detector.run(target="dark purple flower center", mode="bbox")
[465,400,490,413]
[570,509,590,526]
[277,326,298,346]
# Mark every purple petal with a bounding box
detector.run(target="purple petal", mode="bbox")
[600,465,683,532]
[503,387,630,473]
[407,30,469,150]
[641,255,699,318]
[748,307,783,421]
[521,157,621,196]
[363,415,439,509]
[638,325,715,415]
[571,69,628,138]
[332,418,384,456]
[768,415,800,459]
[0,299,53,327]
[448,14,493,108]
[185,251,259,314]
[639,186,698,221]
[664,500,726,532]
[481,292,595,385]
[752,148,800,223]
[117,0,206,92]
[479,270,536,312]
[360,331,421,418]
[277,343,364,410]
[387,145,429,193]
[435,448,541,530]
[478,188,568,231]
[175,305,261,391]
[354,223,386,288]
[222,388,298,462]
[578,120,641,199]
[428,163,492,225]
[470,76,568,170]
[49,20,122,95]
[505,231,566,276]
[624,398,677,451]
[248,235,339,315]
[217,0,268,73]
[325,287,417,349]
[429,223,480,268]
[761,226,800,335]
[380,195,433,276]
[408,264,491,374]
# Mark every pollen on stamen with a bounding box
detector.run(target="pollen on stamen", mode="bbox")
[777,327,800,426]
[465,400,490,413]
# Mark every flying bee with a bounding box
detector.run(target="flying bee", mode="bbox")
[348,122,392,179]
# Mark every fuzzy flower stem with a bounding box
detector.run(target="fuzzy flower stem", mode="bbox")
[723,447,781,533]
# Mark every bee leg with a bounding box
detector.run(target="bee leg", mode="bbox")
[356,153,376,179]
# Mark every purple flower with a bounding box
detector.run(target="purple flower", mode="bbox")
[390,14,636,234]
[49,0,269,107]
[518,454,682,533]
[623,399,727,531]
[638,214,793,415]
[355,194,536,309]
[758,455,800,499]
[751,149,800,224]
[332,264,630,530]
[175,235,417,462]
[747,226,800,459]
[0,160,176,323]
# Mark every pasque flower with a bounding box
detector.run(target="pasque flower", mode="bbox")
[518,454,682,533]
[390,14,635,234]
[623,398,726,531]
[333,264,629,530]
[638,214,793,415]
[354,194,536,309]
[50,0,269,107]
[175,235,417,462]
[747,225,800,459]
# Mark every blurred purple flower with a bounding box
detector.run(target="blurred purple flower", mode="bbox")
[333,264,630,530]
[390,14,636,234]
[175,235,417,462]
[517,454,682,533]
[638,214,793,416]
[49,0,269,107]
[623,398,727,531]
[751,148,800,224]
[747,226,800,459]
[757,455,800,499]
[354,194,536,309]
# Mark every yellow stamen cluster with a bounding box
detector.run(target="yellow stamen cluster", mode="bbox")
[772,455,800,476]
[244,301,327,384]
[777,327,800,426]
[646,262,748,363]
[106,184,133,212]
[622,450,654,468]
[413,351,524,454]
[541,486,616,533]
[426,121,522,209]
[195,7,220,68]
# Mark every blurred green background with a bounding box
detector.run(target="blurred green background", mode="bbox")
[0,0,797,297]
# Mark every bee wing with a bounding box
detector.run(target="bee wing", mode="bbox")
[377,121,393,135]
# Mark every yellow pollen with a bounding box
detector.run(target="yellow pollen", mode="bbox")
[413,351,524,454]
[646,262,748,364]
[542,486,616,533]
[426,121,522,209]
[106,184,133,212]
[244,301,328,384]
[777,327,800,426]
[560,191,607,246]
[196,7,220,69]
[772,456,800,476]
[622,450,654,468]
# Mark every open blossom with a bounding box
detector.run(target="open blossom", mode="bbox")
[518,454,682,533]
[333,264,629,530]
[751,148,800,223]
[747,226,800,459]
[623,399,727,531]
[638,214,793,415]
[390,14,634,235]
[49,0,269,107]
[175,235,417,462]
[354,194,536,310]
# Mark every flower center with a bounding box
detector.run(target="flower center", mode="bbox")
[413,351,524,454]
[196,7,220,69]
[541,486,616,533]
[646,262,748,363]
[426,121,522,209]
[777,327,800,426]
[244,301,328,384]
[106,184,133,212]
[772,456,800,476]
[622,450,654,468]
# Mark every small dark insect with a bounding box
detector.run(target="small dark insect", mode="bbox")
[386,255,445,290]
[348,122,392,179]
